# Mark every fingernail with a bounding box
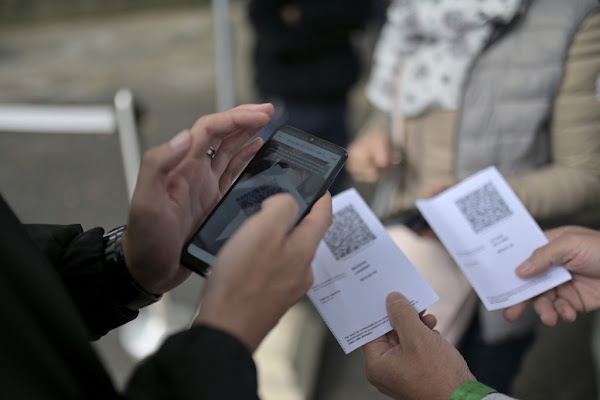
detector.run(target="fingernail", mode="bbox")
[516,261,533,276]
[170,129,191,153]
[387,292,405,305]
[246,103,272,110]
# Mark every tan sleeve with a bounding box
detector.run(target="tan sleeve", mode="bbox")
[506,10,600,222]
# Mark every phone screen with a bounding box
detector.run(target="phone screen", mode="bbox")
[182,125,347,275]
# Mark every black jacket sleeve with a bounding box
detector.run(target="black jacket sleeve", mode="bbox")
[24,223,138,340]
[126,325,259,400]
[1,195,260,399]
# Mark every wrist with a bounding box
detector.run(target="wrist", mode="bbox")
[448,380,495,400]
[193,304,265,353]
[103,226,162,311]
[193,318,258,353]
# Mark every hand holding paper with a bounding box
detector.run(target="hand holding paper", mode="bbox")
[504,225,600,326]
[308,188,438,353]
[416,166,572,311]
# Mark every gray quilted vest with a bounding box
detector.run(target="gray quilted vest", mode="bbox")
[455,0,599,179]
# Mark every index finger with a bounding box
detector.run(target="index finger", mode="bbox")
[190,104,274,150]
[503,300,530,322]
[543,225,589,241]
[362,332,393,360]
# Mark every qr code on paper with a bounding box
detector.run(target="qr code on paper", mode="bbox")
[455,182,512,234]
[236,184,285,216]
[323,205,376,260]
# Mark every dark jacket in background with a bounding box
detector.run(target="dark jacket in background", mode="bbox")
[248,0,374,102]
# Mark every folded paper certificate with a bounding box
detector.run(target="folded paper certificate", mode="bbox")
[416,166,572,311]
[308,188,438,354]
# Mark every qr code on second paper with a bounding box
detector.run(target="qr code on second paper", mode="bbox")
[323,204,376,260]
[455,182,513,234]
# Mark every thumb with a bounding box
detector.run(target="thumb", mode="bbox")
[373,150,390,169]
[133,129,191,199]
[148,129,192,174]
[386,292,425,343]
[165,129,193,171]
[515,236,572,278]
[372,138,390,168]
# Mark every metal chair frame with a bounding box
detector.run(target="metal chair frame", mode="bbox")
[0,88,141,201]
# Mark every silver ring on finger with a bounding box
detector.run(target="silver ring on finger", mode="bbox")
[207,146,217,159]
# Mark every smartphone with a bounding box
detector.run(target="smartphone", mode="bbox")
[181,125,348,276]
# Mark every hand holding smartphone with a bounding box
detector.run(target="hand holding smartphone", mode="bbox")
[181,125,348,276]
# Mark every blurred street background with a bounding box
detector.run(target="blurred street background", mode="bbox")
[0,1,597,400]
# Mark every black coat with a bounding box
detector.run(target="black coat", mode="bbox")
[248,0,374,101]
[0,195,258,399]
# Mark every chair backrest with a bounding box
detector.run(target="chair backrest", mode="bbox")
[0,88,141,201]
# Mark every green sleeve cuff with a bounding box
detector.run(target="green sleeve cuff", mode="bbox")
[449,381,496,400]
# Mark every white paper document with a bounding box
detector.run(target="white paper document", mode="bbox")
[416,166,572,311]
[308,188,439,354]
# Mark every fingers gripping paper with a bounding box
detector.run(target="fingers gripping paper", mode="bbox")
[308,188,438,353]
[416,166,572,311]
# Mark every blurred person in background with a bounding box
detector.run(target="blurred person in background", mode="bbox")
[247,0,386,194]
[0,104,334,398]
[346,0,600,393]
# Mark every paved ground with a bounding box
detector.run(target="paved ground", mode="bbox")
[0,3,597,399]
